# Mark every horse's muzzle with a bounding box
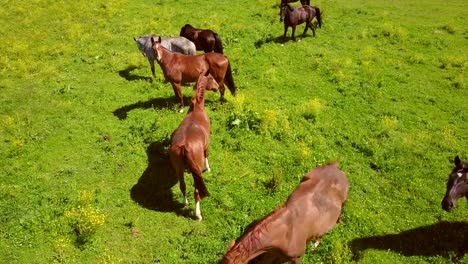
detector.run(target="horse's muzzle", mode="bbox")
[441,198,454,212]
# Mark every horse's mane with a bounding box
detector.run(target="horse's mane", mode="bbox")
[189,75,207,112]
[228,205,286,258]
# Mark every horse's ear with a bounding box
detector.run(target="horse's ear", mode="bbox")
[157,36,162,43]
[226,240,236,251]
[455,156,461,167]
[133,37,136,42]
[151,36,156,44]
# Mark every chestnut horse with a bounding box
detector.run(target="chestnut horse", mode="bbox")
[280,3,321,42]
[180,24,224,53]
[220,162,349,263]
[169,73,219,221]
[134,34,196,77]
[151,36,236,112]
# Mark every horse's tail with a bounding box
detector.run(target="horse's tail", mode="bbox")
[314,7,322,28]
[225,61,236,96]
[183,147,209,199]
[214,33,224,54]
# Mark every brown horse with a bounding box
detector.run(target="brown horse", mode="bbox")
[279,3,321,42]
[180,24,224,53]
[442,156,468,212]
[169,73,219,221]
[151,36,236,112]
[220,162,349,263]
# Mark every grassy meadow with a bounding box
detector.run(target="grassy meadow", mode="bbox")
[1,0,467,263]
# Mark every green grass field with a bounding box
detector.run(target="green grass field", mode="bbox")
[0,0,467,263]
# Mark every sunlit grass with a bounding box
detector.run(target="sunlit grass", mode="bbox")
[0,0,467,263]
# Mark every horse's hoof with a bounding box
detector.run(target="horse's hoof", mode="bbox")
[178,107,184,113]
[195,215,203,221]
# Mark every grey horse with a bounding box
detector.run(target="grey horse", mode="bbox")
[134,34,196,77]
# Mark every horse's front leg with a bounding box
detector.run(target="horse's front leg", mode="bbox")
[149,58,156,77]
[171,82,184,113]
[283,24,289,43]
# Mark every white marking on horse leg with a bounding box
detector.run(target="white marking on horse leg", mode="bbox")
[182,196,188,207]
[195,200,202,221]
[311,240,320,250]
[204,158,211,172]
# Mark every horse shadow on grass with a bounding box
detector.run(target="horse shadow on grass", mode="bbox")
[112,96,192,120]
[254,35,285,49]
[349,221,468,263]
[118,65,153,83]
[130,139,191,218]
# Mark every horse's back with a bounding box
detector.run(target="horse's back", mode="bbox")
[287,162,348,240]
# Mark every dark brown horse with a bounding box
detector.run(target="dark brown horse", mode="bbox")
[180,24,224,53]
[279,3,321,42]
[151,36,236,112]
[220,162,349,263]
[169,73,219,221]
[442,156,468,212]
[281,0,310,6]
[441,156,468,261]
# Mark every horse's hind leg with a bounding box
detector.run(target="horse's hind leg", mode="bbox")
[176,168,188,206]
[194,189,202,221]
[291,26,297,41]
[310,21,316,37]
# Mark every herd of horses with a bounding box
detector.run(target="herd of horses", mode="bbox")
[130,1,467,263]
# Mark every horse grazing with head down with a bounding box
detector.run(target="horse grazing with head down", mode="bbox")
[151,36,236,112]
[169,73,219,221]
[220,162,349,263]
[279,3,321,42]
[180,24,224,53]
[134,34,196,77]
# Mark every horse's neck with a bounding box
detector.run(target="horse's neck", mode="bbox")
[158,48,175,69]
[227,208,288,262]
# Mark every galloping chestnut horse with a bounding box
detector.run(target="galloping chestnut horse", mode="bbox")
[442,156,468,212]
[220,162,349,263]
[280,3,321,42]
[169,73,219,221]
[180,24,224,53]
[151,36,236,112]
[281,0,310,6]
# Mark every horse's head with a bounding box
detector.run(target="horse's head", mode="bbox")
[279,3,287,22]
[150,36,163,62]
[199,72,219,92]
[441,156,468,212]
[279,3,292,22]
